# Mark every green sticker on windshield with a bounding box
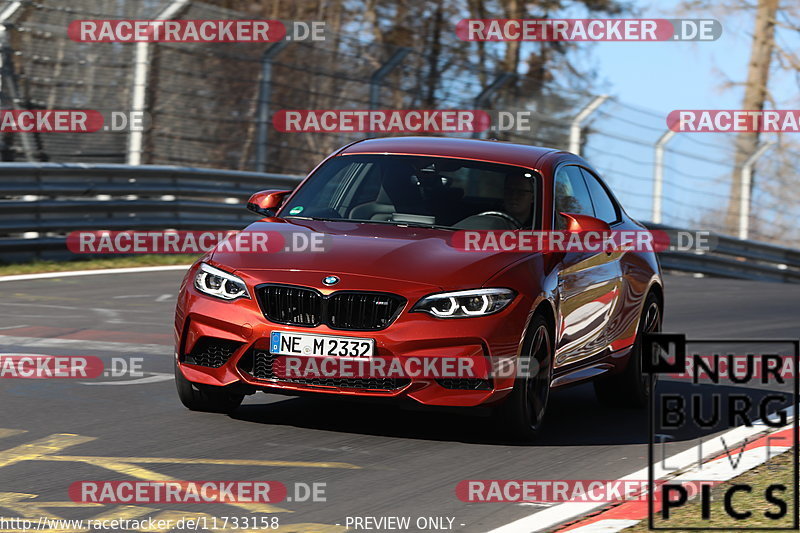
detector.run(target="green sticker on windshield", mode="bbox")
[289,206,304,215]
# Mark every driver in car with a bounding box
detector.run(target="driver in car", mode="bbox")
[503,172,534,228]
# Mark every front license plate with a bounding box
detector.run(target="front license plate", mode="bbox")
[270,331,374,358]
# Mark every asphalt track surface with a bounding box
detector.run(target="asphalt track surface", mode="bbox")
[0,270,798,533]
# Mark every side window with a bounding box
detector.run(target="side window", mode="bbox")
[580,168,619,224]
[554,165,594,229]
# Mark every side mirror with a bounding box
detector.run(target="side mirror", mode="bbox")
[559,212,611,233]
[247,189,291,217]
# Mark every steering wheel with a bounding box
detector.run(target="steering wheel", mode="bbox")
[474,211,523,229]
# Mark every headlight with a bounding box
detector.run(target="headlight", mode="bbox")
[411,288,515,318]
[194,263,250,300]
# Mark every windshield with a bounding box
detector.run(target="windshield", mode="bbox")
[280,154,540,230]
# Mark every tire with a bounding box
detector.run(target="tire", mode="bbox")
[594,292,662,407]
[175,362,244,414]
[495,313,553,441]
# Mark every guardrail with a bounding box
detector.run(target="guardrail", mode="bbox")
[648,223,800,284]
[1,163,798,283]
[0,163,301,257]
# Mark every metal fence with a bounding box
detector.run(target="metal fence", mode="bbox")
[1,163,799,283]
[0,0,797,250]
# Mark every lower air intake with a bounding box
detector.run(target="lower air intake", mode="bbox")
[184,337,242,368]
[435,378,493,391]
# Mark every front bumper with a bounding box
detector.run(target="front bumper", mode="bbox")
[175,267,532,407]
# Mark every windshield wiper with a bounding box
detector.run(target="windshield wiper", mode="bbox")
[285,215,456,231]
[284,215,343,222]
[347,218,457,231]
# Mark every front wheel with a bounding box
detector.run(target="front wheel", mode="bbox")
[594,292,662,407]
[175,362,244,414]
[495,314,553,441]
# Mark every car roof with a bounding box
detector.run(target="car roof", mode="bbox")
[339,136,561,169]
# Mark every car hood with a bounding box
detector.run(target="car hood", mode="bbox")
[211,218,529,290]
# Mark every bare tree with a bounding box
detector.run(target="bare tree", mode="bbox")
[682,0,800,240]
[725,0,779,234]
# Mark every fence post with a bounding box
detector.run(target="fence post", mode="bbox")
[369,48,410,110]
[568,95,609,155]
[0,1,36,162]
[254,40,288,173]
[126,0,190,165]
[738,141,773,240]
[652,129,676,224]
[471,73,515,139]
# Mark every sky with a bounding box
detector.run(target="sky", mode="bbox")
[590,0,796,113]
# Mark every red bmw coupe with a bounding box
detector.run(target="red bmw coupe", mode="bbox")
[174,136,663,439]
